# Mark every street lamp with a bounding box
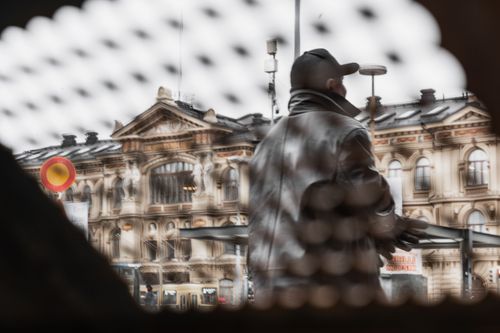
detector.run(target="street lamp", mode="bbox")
[265,39,279,124]
[359,65,387,139]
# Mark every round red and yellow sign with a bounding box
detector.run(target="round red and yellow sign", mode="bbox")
[40,156,76,192]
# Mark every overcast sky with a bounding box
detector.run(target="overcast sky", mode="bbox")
[0,0,465,152]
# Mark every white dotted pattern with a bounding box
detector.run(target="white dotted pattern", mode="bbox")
[0,0,465,152]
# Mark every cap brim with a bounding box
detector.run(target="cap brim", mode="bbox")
[340,62,360,76]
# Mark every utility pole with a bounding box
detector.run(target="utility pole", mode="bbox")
[294,0,301,59]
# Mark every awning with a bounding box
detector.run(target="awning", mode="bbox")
[179,225,248,244]
[415,224,500,249]
[180,224,500,249]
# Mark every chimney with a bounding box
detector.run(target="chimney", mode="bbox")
[85,131,98,145]
[365,96,382,111]
[252,113,265,125]
[420,89,436,105]
[61,134,77,147]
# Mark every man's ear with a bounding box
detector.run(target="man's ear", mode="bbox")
[325,78,337,91]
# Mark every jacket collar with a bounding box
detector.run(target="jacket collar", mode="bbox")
[288,89,361,118]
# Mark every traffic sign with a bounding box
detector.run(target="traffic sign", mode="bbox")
[40,156,76,192]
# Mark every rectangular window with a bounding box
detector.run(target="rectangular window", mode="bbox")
[467,161,488,186]
[415,166,430,191]
[167,240,175,260]
[201,288,217,305]
[163,272,189,283]
[180,239,191,260]
[162,290,177,305]
[224,242,236,255]
[145,240,157,261]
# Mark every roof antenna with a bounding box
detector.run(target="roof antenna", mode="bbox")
[177,4,184,101]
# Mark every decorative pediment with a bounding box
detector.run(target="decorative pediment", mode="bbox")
[141,118,196,136]
[445,107,491,124]
[111,91,234,140]
[453,110,490,122]
[112,102,208,139]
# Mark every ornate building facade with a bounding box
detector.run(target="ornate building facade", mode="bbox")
[17,88,267,309]
[359,89,500,301]
[16,86,500,305]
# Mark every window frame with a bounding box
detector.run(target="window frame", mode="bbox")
[201,287,218,305]
[150,161,194,204]
[145,240,158,261]
[466,149,489,187]
[219,279,234,305]
[467,210,486,233]
[82,184,92,205]
[415,157,431,191]
[223,167,239,201]
[111,228,121,259]
[388,160,402,179]
[113,178,125,209]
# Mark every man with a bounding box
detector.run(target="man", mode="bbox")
[249,48,426,303]
[144,284,157,311]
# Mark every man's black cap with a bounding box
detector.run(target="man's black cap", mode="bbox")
[291,48,359,89]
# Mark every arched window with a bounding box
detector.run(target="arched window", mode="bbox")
[388,160,402,179]
[219,279,234,305]
[111,228,121,258]
[467,149,489,186]
[82,185,92,205]
[65,187,74,202]
[415,157,431,191]
[467,210,486,232]
[113,178,125,209]
[223,168,239,201]
[150,162,194,204]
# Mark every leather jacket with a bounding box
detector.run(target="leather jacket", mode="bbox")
[249,89,395,295]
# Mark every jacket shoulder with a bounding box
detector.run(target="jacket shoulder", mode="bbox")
[316,112,367,142]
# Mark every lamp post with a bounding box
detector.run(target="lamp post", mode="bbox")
[359,65,387,139]
[265,39,278,124]
[294,0,301,59]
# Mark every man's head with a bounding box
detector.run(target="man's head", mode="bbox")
[290,48,359,97]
